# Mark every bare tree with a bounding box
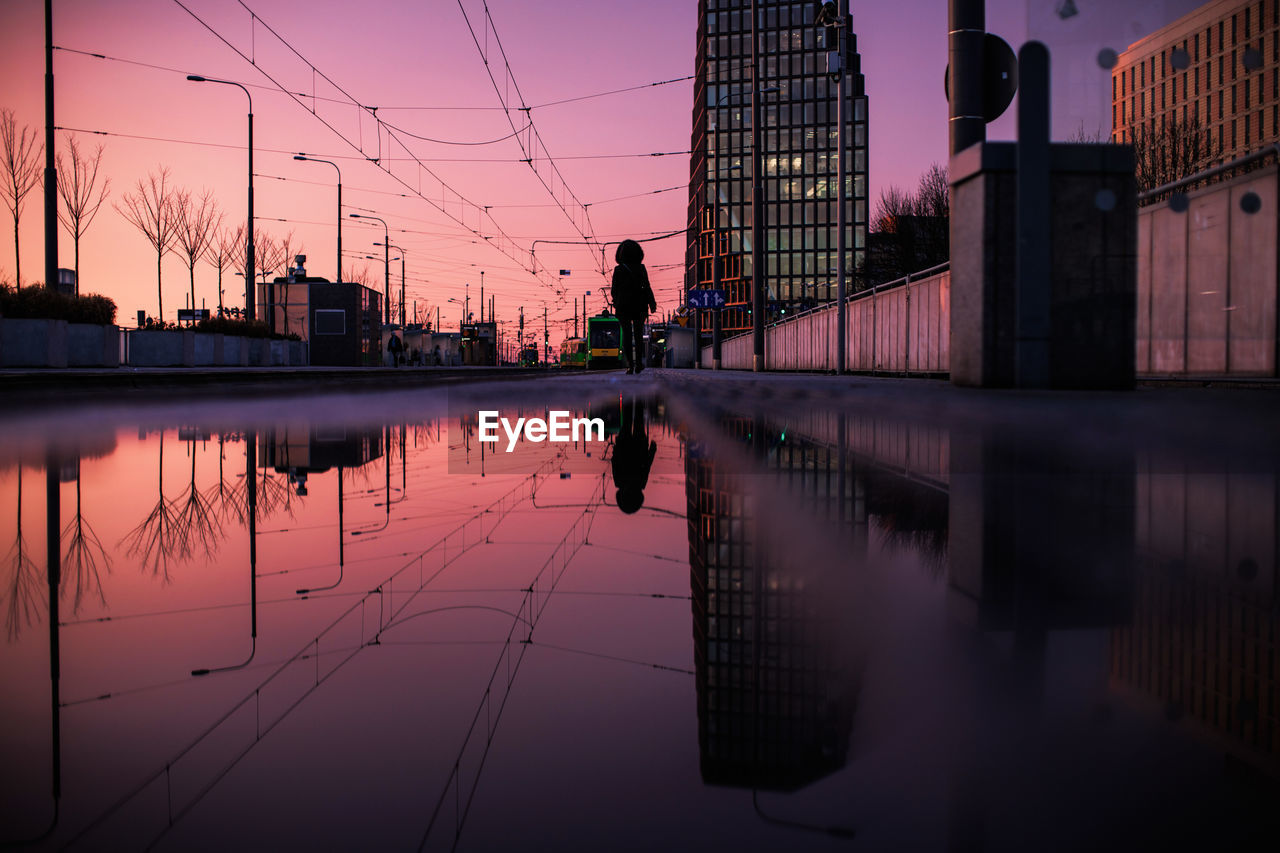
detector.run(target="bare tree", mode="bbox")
[914,162,950,220]
[1130,114,1219,194]
[1,108,43,288]
[206,223,244,317]
[1067,122,1108,143]
[55,134,110,295]
[3,470,42,641]
[174,188,220,324]
[119,433,185,584]
[61,458,110,614]
[872,184,912,234]
[173,439,221,560]
[277,230,303,335]
[344,263,374,288]
[118,168,179,322]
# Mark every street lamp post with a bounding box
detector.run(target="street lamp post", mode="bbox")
[374,241,406,327]
[816,1,850,374]
[188,75,254,321]
[294,154,342,283]
[350,213,389,325]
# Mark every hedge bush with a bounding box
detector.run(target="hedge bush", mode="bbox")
[0,283,117,325]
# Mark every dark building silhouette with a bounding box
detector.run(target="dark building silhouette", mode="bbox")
[687,0,870,332]
[685,417,858,790]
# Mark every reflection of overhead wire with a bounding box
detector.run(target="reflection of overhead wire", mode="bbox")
[532,641,694,675]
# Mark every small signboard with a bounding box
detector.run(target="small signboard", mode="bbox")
[687,289,727,309]
[177,308,211,323]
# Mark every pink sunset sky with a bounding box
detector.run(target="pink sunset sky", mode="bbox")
[0,0,1198,345]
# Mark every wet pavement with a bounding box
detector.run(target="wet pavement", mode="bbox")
[1,371,1278,851]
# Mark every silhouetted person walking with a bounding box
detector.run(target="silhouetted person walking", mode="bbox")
[611,239,657,374]
[611,397,656,513]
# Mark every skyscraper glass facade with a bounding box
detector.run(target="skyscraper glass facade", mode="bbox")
[687,0,869,333]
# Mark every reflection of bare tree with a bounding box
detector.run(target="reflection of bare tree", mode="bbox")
[174,441,221,561]
[120,433,185,584]
[4,469,42,641]
[60,459,110,614]
[202,435,247,528]
[253,466,295,522]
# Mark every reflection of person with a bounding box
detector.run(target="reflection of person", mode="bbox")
[611,239,657,374]
[611,398,657,514]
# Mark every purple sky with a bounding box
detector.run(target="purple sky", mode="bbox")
[0,0,1203,339]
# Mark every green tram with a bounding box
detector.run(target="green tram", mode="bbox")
[585,313,622,370]
[559,336,587,368]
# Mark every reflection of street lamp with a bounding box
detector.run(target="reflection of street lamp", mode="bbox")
[350,213,389,325]
[297,466,343,597]
[192,433,258,676]
[293,154,341,283]
[187,74,254,321]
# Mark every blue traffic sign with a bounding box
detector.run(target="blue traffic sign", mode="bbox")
[688,289,726,309]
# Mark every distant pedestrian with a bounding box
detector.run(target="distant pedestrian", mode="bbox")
[610,239,657,374]
[387,334,404,367]
[433,345,442,366]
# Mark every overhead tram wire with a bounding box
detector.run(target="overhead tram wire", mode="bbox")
[56,125,687,164]
[167,0,565,293]
[455,0,604,274]
[57,43,693,116]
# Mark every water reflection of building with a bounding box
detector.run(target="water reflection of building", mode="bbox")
[263,424,384,485]
[1111,465,1280,774]
[686,417,857,790]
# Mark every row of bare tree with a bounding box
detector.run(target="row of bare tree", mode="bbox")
[116,165,307,323]
[2,109,311,323]
[2,108,112,294]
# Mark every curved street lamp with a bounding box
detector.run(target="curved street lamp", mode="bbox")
[294,154,342,283]
[374,240,407,327]
[187,75,254,321]
[350,213,390,325]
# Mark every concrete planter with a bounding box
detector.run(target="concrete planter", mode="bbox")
[193,333,217,366]
[249,338,271,366]
[68,323,120,367]
[0,317,69,367]
[129,330,195,367]
[221,335,249,366]
[289,340,308,366]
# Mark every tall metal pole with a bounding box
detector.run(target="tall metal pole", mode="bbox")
[750,0,766,372]
[1016,42,1051,388]
[247,109,255,322]
[44,0,58,295]
[948,0,986,155]
[834,1,849,374]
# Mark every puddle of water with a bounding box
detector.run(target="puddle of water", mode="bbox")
[1,381,1278,851]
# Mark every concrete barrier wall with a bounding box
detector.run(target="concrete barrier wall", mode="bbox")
[1138,165,1279,376]
[0,318,69,367]
[67,323,120,367]
[703,268,951,374]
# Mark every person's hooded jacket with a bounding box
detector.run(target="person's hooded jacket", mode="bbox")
[610,239,658,320]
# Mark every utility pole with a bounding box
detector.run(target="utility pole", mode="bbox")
[44,0,58,297]
[574,297,578,337]
[518,307,524,363]
[543,306,548,365]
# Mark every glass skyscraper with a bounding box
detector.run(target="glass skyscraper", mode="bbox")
[686,0,869,333]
